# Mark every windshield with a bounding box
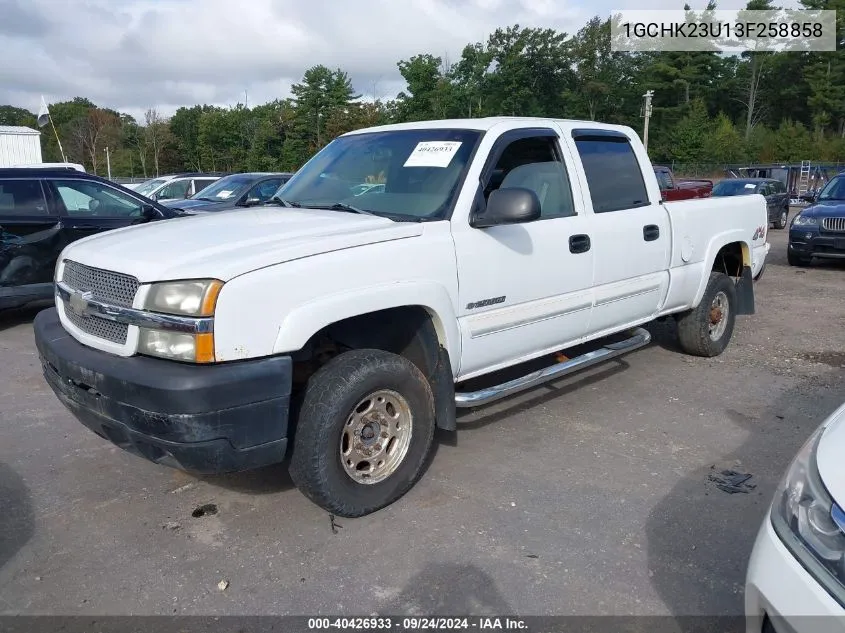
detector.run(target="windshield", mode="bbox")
[190,175,254,201]
[818,175,845,201]
[274,128,483,220]
[712,180,761,196]
[134,178,168,196]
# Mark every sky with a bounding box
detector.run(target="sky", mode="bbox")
[0,0,796,124]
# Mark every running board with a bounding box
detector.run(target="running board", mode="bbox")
[454,327,652,408]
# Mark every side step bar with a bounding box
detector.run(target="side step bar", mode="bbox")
[454,327,652,408]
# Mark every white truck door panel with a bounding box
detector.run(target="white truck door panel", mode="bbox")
[566,128,671,335]
[452,128,595,380]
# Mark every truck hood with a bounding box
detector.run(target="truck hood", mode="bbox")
[59,207,424,282]
[815,402,845,509]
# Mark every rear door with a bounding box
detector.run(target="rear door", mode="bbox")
[566,129,671,336]
[0,177,63,295]
[44,177,159,244]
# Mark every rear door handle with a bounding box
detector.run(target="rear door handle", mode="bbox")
[569,234,591,254]
[643,224,660,241]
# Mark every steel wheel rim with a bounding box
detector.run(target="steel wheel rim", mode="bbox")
[708,291,729,341]
[340,389,413,485]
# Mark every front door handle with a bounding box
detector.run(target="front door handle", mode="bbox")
[643,224,660,241]
[569,234,591,254]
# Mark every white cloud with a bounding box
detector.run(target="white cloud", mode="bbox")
[0,0,778,123]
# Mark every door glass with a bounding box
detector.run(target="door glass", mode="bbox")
[574,136,650,213]
[248,179,284,202]
[0,180,49,216]
[485,136,575,219]
[155,180,190,200]
[53,180,145,217]
[193,179,216,194]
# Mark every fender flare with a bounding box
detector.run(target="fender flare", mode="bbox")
[272,281,461,376]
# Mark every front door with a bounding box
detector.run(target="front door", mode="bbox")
[452,129,595,380]
[567,129,671,336]
[45,178,156,245]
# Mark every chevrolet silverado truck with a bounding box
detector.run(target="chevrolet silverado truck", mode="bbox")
[33,117,769,517]
[653,165,713,201]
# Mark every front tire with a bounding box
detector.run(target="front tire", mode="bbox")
[289,349,436,517]
[676,272,737,358]
[774,207,788,229]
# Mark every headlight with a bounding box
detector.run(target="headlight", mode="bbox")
[144,279,223,316]
[792,214,818,227]
[139,279,222,363]
[771,424,845,596]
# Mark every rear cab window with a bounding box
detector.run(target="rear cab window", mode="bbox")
[571,130,651,213]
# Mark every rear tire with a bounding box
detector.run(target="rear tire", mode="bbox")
[774,207,788,229]
[676,272,737,358]
[289,349,436,518]
[787,250,811,267]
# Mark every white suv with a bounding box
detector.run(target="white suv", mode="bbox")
[132,173,224,204]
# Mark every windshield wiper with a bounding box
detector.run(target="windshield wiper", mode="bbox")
[195,197,214,202]
[268,196,301,207]
[311,202,377,216]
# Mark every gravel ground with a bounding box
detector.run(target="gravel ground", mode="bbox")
[1,209,844,617]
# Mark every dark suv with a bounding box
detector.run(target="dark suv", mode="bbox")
[0,168,179,311]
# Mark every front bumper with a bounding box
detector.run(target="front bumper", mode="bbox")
[789,230,845,260]
[745,518,845,633]
[34,307,293,474]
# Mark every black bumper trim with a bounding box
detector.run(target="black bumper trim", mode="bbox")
[34,307,293,474]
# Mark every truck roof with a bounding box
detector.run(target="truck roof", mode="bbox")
[344,116,637,137]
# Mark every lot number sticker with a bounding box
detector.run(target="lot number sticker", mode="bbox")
[404,141,463,168]
[744,183,756,189]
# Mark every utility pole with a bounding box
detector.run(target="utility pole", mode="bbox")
[641,90,654,153]
[105,146,112,180]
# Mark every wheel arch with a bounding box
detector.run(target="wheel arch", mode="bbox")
[693,235,755,315]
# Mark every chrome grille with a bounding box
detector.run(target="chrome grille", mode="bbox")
[60,260,139,345]
[64,308,129,344]
[822,217,845,232]
[61,260,139,307]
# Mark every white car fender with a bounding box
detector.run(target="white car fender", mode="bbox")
[272,281,462,375]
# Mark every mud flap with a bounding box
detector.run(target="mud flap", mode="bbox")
[432,346,456,431]
[735,265,755,315]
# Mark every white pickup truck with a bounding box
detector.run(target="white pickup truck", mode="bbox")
[34,117,769,517]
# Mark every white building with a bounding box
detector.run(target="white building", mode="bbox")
[0,125,43,167]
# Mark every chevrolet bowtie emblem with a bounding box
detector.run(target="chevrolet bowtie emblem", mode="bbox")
[68,290,94,316]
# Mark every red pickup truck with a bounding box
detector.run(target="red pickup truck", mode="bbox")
[653,165,713,201]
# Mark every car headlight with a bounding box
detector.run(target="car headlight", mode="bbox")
[138,279,222,363]
[144,279,222,316]
[792,214,818,227]
[771,424,845,597]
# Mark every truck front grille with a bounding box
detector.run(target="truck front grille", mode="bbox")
[822,217,845,232]
[60,260,140,345]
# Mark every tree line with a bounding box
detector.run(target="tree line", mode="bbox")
[2,0,844,179]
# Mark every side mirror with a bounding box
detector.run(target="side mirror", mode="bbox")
[141,205,158,221]
[472,187,541,229]
[243,197,262,207]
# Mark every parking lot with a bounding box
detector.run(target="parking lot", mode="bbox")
[1,209,844,617]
